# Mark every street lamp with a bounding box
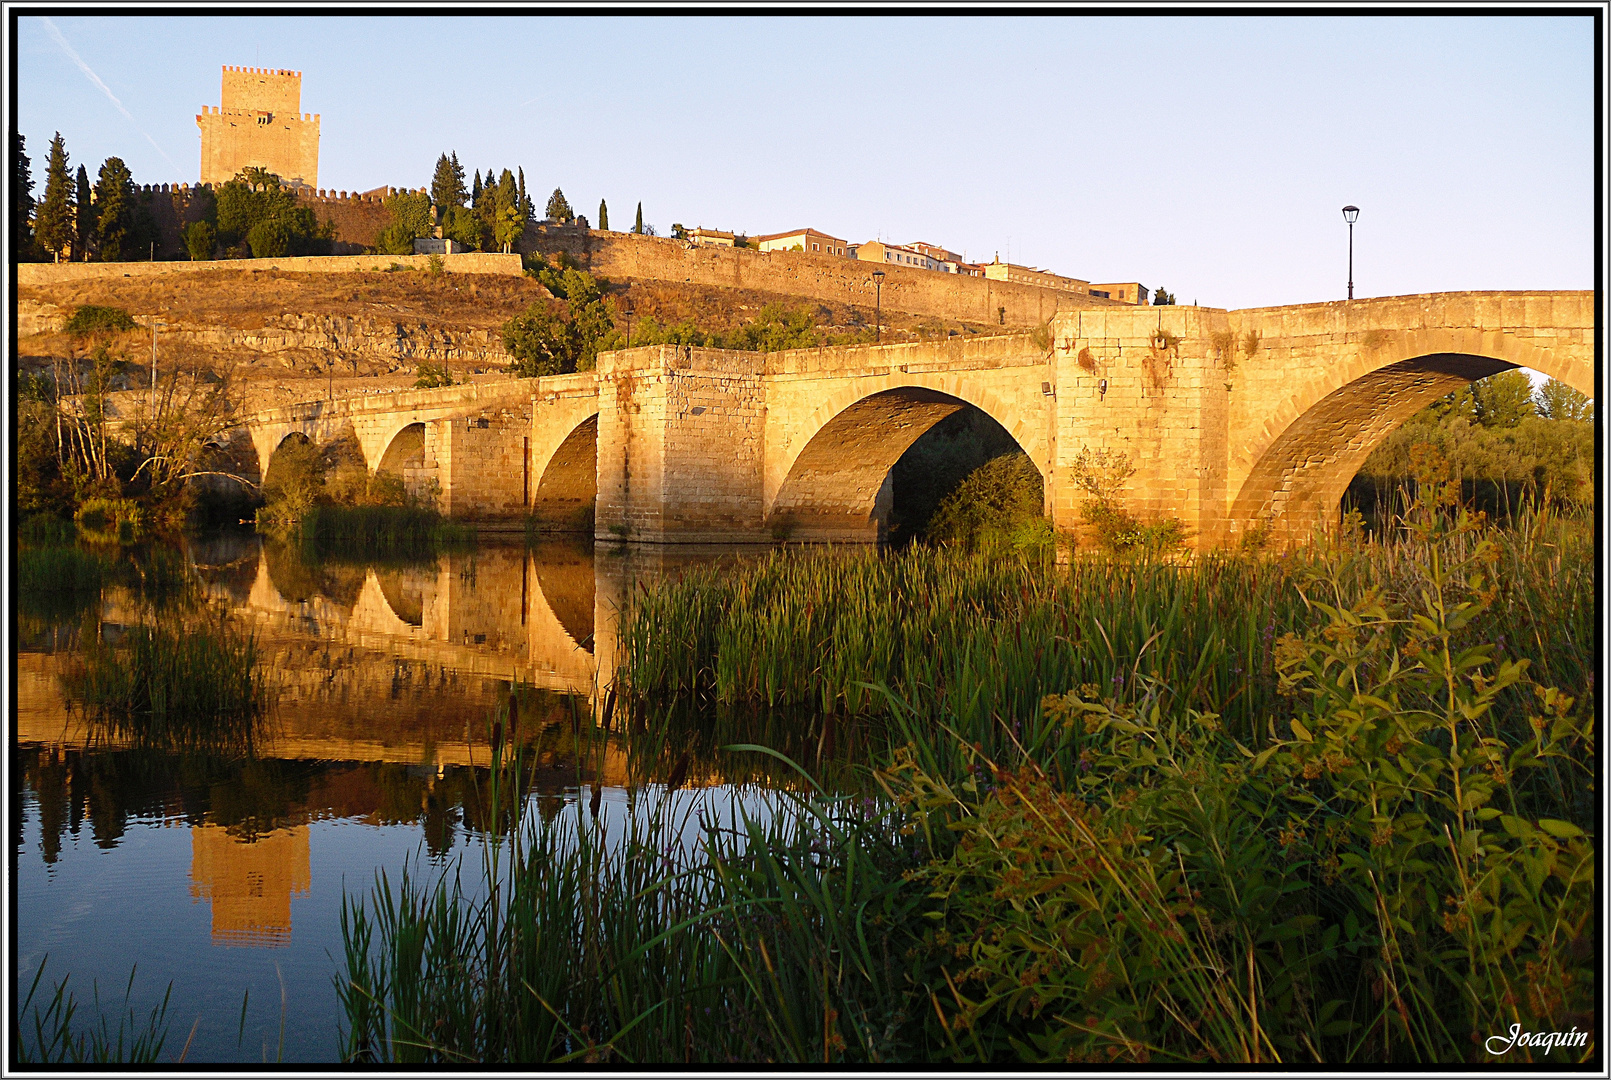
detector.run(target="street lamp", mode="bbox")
[623,306,634,348]
[1341,205,1359,300]
[872,269,885,345]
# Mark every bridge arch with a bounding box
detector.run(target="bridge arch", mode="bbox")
[768,383,1045,541]
[1227,327,1594,544]
[530,413,599,531]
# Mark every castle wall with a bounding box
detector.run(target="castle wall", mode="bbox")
[16,250,524,284]
[527,227,1128,329]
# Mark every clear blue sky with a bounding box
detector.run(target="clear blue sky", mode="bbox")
[16,13,1596,310]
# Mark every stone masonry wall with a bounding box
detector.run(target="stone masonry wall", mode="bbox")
[593,345,770,543]
[438,406,532,521]
[16,251,524,285]
[528,228,1129,329]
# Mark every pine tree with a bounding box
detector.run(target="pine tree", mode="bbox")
[430,152,467,215]
[34,132,75,261]
[634,201,643,235]
[13,132,34,260]
[92,157,137,262]
[74,164,93,260]
[597,199,608,231]
[497,169,518,216]
[545,187,573,224]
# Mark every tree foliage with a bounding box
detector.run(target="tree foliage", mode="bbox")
[430,152,467,213]
[373,190,433,256]
[35,132,75,260]
[633,201,643,235]
[1151,286,1175,306]
[216,168,327,257]
[545,187,573,224]
[74,164,93,259]
[91,157,152,262]
[13,132,38,260]
[1471,369,1535,428]
[183,221,217,261]
[1535,377,1592,423]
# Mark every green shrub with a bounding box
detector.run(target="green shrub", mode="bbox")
[63,305,137,336]
[926,451,1044,547]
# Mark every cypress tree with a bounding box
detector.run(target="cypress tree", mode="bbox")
[517,167,530,220]
[34,132,74,261]
[74,164,92,260]
[13,132,34,260]
[471,170,483,208]
[634,201,643,235]
[597,199,608,231]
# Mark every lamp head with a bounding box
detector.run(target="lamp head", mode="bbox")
[1342,205,1360,225]
[873,269,885,282]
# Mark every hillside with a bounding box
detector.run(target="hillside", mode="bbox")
[17,266,999,413]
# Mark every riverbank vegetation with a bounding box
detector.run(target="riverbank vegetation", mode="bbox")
[337,475,1594,1064]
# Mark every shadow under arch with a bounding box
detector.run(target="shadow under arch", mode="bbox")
[1227,352,1532,546]
[376,422,436,503]
[531,414,598,533]
[768,386,1043,542]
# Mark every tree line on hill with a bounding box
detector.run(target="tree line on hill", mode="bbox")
[12,132,661,263]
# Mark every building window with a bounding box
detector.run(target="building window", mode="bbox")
[812,243,819,251]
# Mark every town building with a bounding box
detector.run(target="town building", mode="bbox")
[1089,282,1150,304]
[687,227,736,247]
[754,228,849,256]
[981,259,1092,294]
[196,66,320,188]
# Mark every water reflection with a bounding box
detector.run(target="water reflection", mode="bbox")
[13,534,817,1061]
[190,824,310,947]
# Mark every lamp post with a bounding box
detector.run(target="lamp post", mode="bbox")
[1341,205,1359,300]
[872,269,885,345]
[624,307,634,348]
[149,317,162,422]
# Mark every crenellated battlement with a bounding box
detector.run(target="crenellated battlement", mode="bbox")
[200,63,319,188]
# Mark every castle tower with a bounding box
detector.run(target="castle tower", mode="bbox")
[196,65,320,188]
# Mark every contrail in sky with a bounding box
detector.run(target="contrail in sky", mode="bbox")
[41,17,184,179]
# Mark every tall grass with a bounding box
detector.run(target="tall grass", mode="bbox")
[275,504,477,562]
[343,499,1594,1064]
[18,545,109,626]
[16,956,175,1065]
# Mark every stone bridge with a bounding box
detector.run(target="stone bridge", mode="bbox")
[236,291,1594,547]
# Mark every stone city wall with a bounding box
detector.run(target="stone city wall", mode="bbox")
[527,228,1129,329]
[16,250,524,285]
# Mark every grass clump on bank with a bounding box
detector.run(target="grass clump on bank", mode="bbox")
[17,957,175,1065]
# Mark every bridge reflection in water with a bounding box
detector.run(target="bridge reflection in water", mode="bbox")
[16,536,760,961]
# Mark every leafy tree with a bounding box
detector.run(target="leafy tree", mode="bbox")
[545,187,573,224]
[373,190,433,255]
[633,201,643,235]
[597,199,608,231]
[92,157,142,262]
[494,203,524,253]
[502,303,577,377]
[430,152,467,215]
[13,132,36,260]
[215,168,325,257]
[74,164,93,260]
[442,205,481,250]
[1151,286,1175,306]
[1471,369,1535,428]
[34,132,75,261]
[184,220,216,260]
[1535,377,1592,423]
[671,223,686,240]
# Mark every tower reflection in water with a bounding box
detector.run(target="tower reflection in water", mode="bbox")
[189,824,311,947]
